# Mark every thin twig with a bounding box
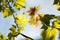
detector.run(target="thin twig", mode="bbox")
[20,33,34,40]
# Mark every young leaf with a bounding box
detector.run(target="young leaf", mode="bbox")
[14,0,26,9]
[15,13,28,26]
[41,27,58,40]
[18,27,24,33]
[9,25,16,32]
[2,8,13,18]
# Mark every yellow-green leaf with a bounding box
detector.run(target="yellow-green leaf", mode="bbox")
[15,13,28,26]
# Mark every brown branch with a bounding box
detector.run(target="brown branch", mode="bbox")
[20,33,33,40]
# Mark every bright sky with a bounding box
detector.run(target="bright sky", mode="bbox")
[0,0,60,40]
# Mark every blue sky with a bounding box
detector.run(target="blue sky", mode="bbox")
[0,0,60,40]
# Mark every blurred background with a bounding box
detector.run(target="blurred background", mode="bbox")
[0,0,60,40]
